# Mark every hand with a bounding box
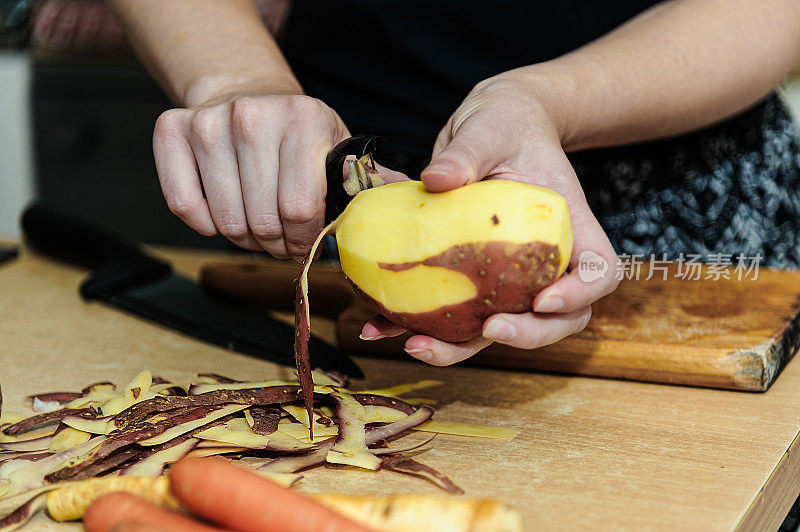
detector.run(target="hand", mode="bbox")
[154,93,350,261]
[361,71,619,365]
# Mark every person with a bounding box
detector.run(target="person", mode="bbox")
[100,0,800,368]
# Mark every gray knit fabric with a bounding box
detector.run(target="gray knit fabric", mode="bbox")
[573,94,800,268]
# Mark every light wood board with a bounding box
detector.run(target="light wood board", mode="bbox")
[1,245,799,530]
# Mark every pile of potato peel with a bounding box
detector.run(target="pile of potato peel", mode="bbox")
[0,369,517,530]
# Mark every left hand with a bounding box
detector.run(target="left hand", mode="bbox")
[360,70,619,365]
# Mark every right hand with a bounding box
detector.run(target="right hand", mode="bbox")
[153,94,350,261]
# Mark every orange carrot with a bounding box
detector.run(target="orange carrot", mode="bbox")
[104,525,175,532]
[83,492,223,532]
[170,457,373,532]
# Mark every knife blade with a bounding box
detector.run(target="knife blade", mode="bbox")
[20,204,363,378]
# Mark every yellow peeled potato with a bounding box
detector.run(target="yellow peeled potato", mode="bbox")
[335,180,573,342]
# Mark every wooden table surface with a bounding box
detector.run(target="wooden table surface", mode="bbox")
[1,244,799,531]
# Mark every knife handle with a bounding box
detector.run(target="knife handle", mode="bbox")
[200,261,354,318]
[21,203,171,298]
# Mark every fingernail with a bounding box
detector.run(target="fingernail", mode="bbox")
[359,333,385,341]
[422,162,455,176]
[483,318,517,342]
[405,348,433,362]
[534,294,565,313]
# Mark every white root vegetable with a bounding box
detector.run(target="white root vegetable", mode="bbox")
[313,493,523,532]
[35,476,522,532]
[46,476,178,522]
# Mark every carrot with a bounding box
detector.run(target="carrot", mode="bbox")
[103,524,174,532]
[83,492,223,532]
[169,457,373,532]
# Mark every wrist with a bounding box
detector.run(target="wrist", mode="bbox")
[496,63,588,152]
[183,73,304,108]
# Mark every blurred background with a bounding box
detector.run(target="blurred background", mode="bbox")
[0,0,288,249]
[1,0,800,249]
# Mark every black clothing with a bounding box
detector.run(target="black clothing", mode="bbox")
[283,1,800,268]
[282,0,660,175]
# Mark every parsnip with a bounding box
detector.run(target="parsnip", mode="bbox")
[43,476,522,532]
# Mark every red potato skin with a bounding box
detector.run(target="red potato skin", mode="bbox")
[27,392,82,403]
[0,495,42,529]
[246,406,281,435]
[83,492,224,532]
[46,405,225,483]
[170,457,372,532]
[350,240,562,342]
[1,407,96,436]
[294,271,315,438]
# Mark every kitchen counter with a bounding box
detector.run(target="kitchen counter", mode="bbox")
[1,244,799,530]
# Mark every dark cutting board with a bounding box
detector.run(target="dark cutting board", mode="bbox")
[201,261,800,392]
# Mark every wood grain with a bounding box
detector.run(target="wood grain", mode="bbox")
[201,261,800,391]
[1,246,799,530]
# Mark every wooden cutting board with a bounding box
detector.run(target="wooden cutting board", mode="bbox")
[201,261,800,392]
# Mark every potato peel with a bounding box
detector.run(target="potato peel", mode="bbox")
[281,403,333,433]
[0,371,518,529]
[187,446,250,458]
[414,421,519,440]
[0,408,93,437]
[0,492,46,530]
[357,380,444,397]
[47,427,91,453]
[295,217,342,439]
[325,390,381,470]
[5,436,104,496]
[381,455,464,494]
[188,379,287,395]
[278,422,338,443]
[243,407,280,435]
[195,418,312,452]
[61,414,113,435]
[123,370,153,409]
[121,438,198,478]
[138,404,248,446]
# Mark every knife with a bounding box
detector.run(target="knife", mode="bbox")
[0,246,18,267]
[20,203,363,378]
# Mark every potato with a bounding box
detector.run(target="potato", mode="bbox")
[334,180,573,342]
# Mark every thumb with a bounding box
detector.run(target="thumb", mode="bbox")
[374,161,411,185]
[421,114,511,192]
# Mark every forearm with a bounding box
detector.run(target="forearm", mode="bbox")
[513,0,800,152]
[106,0,301,107]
